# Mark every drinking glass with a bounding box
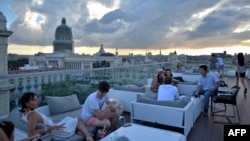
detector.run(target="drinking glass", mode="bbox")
[98,129,106,138]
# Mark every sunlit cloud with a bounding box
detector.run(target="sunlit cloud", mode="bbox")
[23,11,45,30]
[233,24,250,33]
[2,0,249,55]
[87,0,120,20]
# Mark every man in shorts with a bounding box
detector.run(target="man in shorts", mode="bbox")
[81,81,123,131]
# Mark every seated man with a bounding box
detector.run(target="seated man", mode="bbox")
[81,81,123,131]
[177,64,188,73]
[157,76,180,101]
[193,65,220,116]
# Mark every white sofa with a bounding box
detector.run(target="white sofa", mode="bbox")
[3,95,96,141]
[177,81,204,123]
[108,88,145,112]
[131,95,194,137]
[108,80,204,137]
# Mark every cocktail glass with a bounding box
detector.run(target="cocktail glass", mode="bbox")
[98,129,106,138]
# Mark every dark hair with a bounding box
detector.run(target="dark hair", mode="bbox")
[19,92,38,113]
[165,68,173,77]
[157,74,164,84]
[165,68,171,71]
[199,65,208,71]
[98,81,110,93]
[237,52,245,66]
[0,121,14,139]
[163,76,172,84]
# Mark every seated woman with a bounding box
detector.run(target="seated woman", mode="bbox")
[157,76,180,101]
[0,121,41,141]
[165,68,180,85]
[19,92,94,141]
[150,68,166,92]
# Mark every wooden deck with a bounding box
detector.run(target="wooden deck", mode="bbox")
[121,76,250,141]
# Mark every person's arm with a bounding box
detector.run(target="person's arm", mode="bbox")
[27,112,46,136]
[95,106,119,119]
[150,77,158,91]
[175,88,180,100]
[27,112,64,136]
[20,134,41,141]
[195,85,201,96]
[215,81,220,90]
[210,81,220,91]
[94,108,110,119]
[0,128,10,141]
[245,60,249,68]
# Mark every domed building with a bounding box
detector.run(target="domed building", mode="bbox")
[53,17,74,53]
[28,17,122,70]
[95,44,115,57]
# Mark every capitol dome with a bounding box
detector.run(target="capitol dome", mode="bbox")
[53,17,74,53]
[0,11,7,30]
[55,17,72,40]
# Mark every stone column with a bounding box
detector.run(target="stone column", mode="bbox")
[0,11,13,117]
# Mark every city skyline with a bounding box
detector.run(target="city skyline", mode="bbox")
[1,0,250,56]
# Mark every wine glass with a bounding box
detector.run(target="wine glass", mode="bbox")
[98,129,106,138]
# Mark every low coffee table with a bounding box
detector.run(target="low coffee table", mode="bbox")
[99,123,186,141]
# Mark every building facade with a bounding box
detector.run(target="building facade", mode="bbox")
[0,11,13,116]
[29,18,122,70]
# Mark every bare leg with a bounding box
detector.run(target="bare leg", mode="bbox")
[240,77,246,89]
[110,116,119,131]
[98,119,111,130]
[236,76,239,86]
[76,120,94,141]
[109,107,123,131]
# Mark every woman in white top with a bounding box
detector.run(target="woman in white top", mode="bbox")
[235,52,248,94]
[157,76,180,101]
[19,92,94,141]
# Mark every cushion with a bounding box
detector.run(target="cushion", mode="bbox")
[178,81,197,85]
[113,84,145,93]
[45,94,80,115]
[6,107,27,132]
[137,94,190,108]
[181,95,192,105]
[49,108,82,123]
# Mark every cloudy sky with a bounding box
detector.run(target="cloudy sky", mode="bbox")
[1,0,250,55]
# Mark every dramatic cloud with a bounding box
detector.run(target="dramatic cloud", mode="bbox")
[6,0,250,50]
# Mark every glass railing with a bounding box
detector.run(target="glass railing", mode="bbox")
[0,60,241,111]
[1,62,177,111]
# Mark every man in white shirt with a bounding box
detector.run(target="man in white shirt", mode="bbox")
[194,65,220,116]
[157,76,180,101]
[81,81,123,131]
